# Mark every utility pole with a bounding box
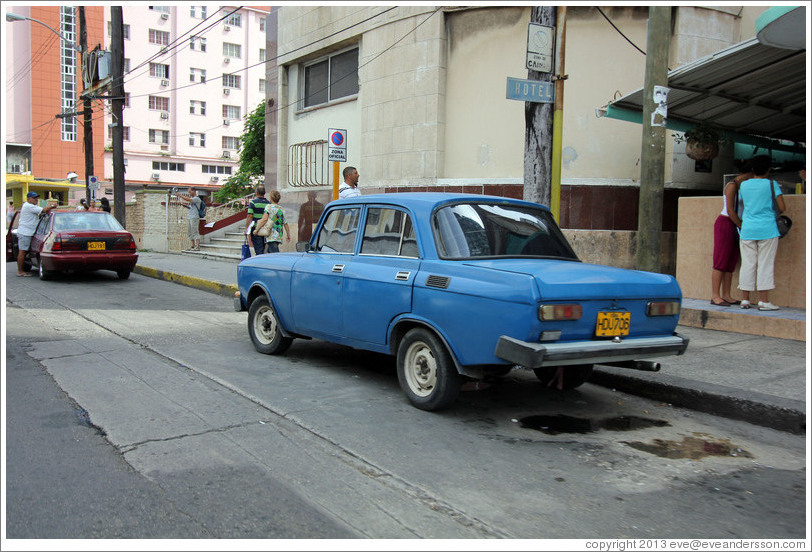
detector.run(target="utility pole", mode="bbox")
[78,7,93,207]
[636,6,671,273]
[523,6,556,208]
[111,7,126,226]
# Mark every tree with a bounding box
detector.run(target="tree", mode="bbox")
[214,101,266,202]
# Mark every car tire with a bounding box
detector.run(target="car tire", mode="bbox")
[533,364,594,390]
[37,259,52,280]
[396,328,460,411]
[248,295,292,355]
[117,270,131,280]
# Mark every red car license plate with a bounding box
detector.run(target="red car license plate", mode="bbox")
[595,311,630,337]
[87,241,106,251]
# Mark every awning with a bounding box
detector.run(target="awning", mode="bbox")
[599,37,806,154]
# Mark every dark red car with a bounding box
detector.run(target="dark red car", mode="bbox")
[7,210,138,280]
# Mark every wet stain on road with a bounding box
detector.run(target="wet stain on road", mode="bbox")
[519,414,669,435]
[623,434,753,459]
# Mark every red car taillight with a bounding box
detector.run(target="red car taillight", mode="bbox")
[111,236,135,251]
[538,304,583,321]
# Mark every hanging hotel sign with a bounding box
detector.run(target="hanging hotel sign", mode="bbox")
[526,23,555,73]
[506,77,555,103]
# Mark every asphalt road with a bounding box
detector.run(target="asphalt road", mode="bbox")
[3,265,807,542]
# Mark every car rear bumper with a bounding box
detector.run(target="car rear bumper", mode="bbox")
[42,252,138,272]
[495,333,689,368]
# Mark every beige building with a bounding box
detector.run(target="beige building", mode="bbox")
[269,5,795,268]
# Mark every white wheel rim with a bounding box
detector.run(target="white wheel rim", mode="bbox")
[403,341,437,397]
[253,304,278,345]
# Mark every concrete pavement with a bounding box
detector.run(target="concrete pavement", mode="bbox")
[134,251,808,434]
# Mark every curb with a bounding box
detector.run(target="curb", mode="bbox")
[590,367,806,435]
[134,265,238,298]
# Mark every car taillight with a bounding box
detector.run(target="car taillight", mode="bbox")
[646,301,680,316]
[50,236,62,252]
[538,304,583,321]
[111,237,135,250]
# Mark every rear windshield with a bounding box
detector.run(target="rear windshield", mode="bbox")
[432,202,578,260]
[53,213,125,232]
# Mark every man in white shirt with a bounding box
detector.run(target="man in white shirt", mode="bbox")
[338,166,362,198]
[17,191,56,276]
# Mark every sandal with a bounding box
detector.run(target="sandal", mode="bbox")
[710,299,731,307]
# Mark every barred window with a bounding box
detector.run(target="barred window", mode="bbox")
[148,96,169,111]
[60,7,77,142]
[223,42,241,58]
[149,29,170,45]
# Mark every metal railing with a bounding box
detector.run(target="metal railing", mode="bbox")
[288,139,328,187]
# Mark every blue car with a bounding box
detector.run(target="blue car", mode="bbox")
[235,193,688,411]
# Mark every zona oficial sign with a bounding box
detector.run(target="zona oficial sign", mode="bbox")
[328,128,347,162]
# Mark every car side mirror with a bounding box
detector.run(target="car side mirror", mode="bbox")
[296,241,313,253]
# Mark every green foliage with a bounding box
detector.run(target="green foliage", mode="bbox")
[214,101,266,203]
[673,121,729,145]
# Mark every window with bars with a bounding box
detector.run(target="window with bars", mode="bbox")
[107,22,130,39]
[190,36,206,52]
[223,42,241,58]
[225,13,242,27]
[189,100,206,115]
[150,63,169,78]
[149,29,170,45]
[189,133,206,147]
[302,47,358,109]
[190,68,206,83]
[202,165,233,175]
[149,129,169,144]
[60,7,77,142]
[148,96,169,111]
[152,161,185,171]
[107,126,130,141]
[222,105,241,119]
[222,136,240,150]
[222,74,241,89]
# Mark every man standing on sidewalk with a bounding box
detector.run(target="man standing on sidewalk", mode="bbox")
[245,185,270,255]
[16,192,56,276]
[178,187,202,251]
[338,167,361,198]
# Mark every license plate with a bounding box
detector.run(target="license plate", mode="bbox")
[87,241,106,251]
[595,311,630,337]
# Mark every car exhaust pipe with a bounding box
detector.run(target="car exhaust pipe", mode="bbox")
[601,360,661,372]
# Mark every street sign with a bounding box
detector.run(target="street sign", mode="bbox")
[506,77,555,103]
[526,23,555,73]
[88,175,100,190]
[328,128,347,162]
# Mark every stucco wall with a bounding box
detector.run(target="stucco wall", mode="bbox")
[675,194,806,308]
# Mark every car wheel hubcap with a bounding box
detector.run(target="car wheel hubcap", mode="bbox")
[404,341,436,397]
[254,305,278,344]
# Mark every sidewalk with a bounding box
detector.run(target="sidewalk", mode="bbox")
[134,252,808,434]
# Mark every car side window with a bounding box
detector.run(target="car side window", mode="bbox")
[360,208,418,258]
[35,214,51,235]
[315,208,360,253]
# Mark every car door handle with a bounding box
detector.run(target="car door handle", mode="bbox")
[332,264,345,273]
[395,271,411,281]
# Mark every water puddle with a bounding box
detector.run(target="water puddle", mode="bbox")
[519,414,669,435]
[623,435,753,459]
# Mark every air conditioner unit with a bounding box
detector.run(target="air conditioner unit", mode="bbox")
[223,118,230,126]
[152,173,160,180]
[160,12,169,20]
[160,79,169,87]
[223,88,230,95]
[160,111,169,119]
[223,57,230,64]
[210,176,219,182]
[224,25,231,31]
[222,150,231,158]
